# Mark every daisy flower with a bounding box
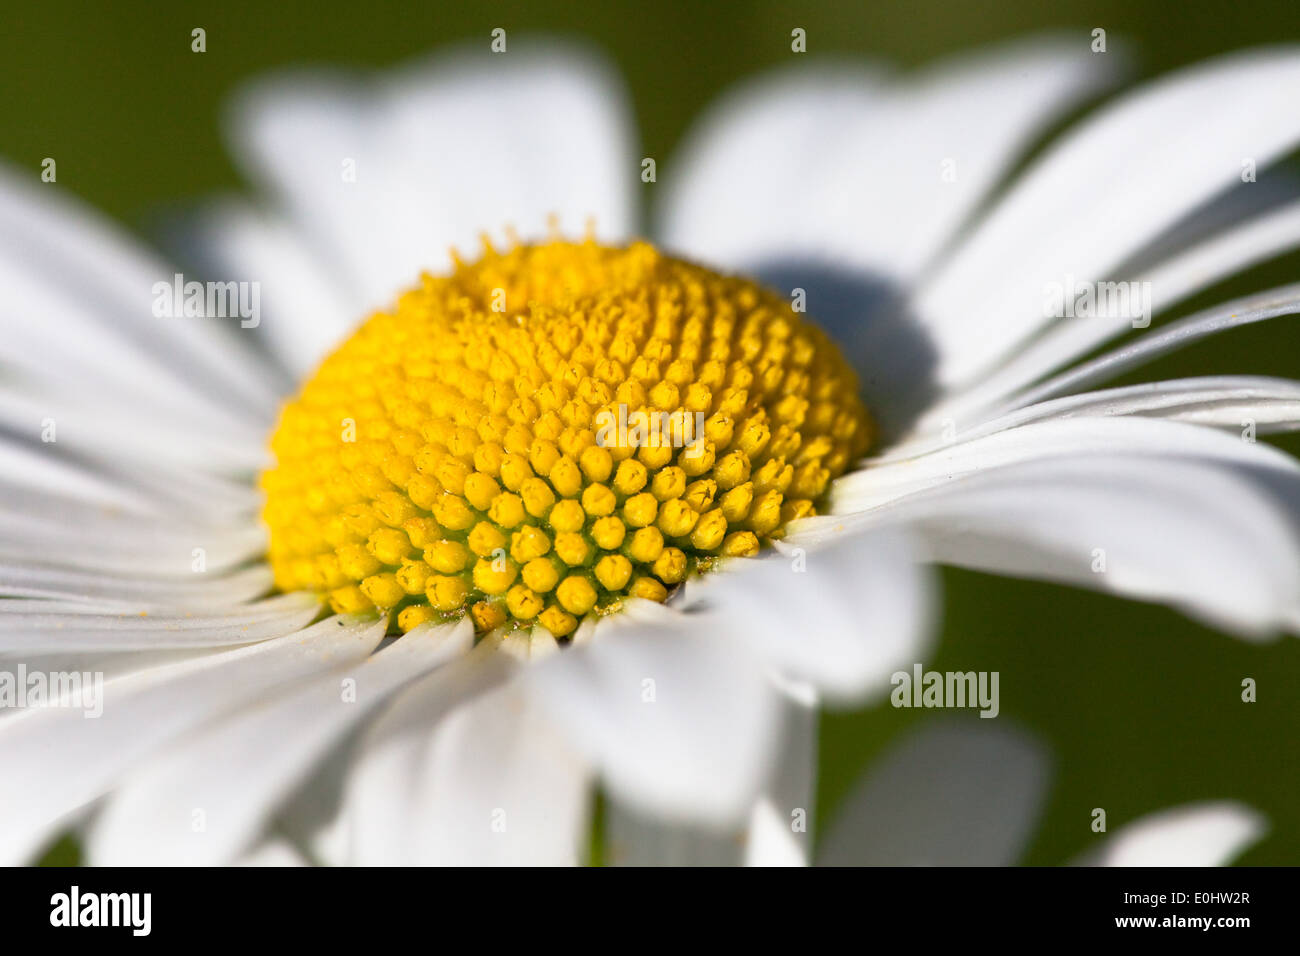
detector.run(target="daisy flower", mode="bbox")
[3,36,1299,867]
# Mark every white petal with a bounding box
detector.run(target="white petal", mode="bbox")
[227,42,636,308]
[169,199,363,378]
[342,641,510,864]
[606,684,819,866]
[660,36,1117,281]
[1126,166,1300,269]
[0,593,321,653]
[0,614,385,866]
[827,450,1300,637]
[918,203,1300,433]
[0,434,257,519]
[0,647,223,688]
[0,495,265,577]
[916,47,1300,388]
[999,284,1300,414]
[272,736,356,867]
[525,614,781,827]
[744,685,818,866]
[658,63,886,270]
[85,620,472,865]
[0,561,273,608]
[347,642,589,865]
[882,376,1300,464]
[1077,802,1266,866]
[681,526,934,706]
[818,721,1049,865]
[834,415,1300,513]
[276,629,508,868]
[0,439,159,514]
[0,163,280,428]
[0,377,267,475]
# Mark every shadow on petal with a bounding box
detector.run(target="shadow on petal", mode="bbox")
[753,258,938,441]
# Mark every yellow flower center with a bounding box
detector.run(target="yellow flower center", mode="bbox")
[262,239,872,637]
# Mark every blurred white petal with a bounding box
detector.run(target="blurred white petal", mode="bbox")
[371,677,587,866]
[830,452,1300,637]
[343,634,589,865]
[0,490,265,578]
[996,284,1300,416]
[0,560,273,609]
[170,199,362,378]
[834,416,1300,513]
[0,165,281,427]
[1077,802,1267,866]
[745,685,818,866]
[925,204,1300,430]
[0,432,258,520]
[917,47,1300,387]
[0,376,268,475]
[684,526,933,707]
[661,35,1118,281]
[0,615,385,865]
[226,42,637,312]
[885,376,1300,464]
[525,612,780,827]
[86,622,471,865]
[603,683,818,866]
[819,721,1049,865]
[0,593,321,654]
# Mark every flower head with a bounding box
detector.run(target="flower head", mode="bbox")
[264,238,871,634]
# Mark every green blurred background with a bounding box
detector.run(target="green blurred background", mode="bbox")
[5,0,1298,865]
